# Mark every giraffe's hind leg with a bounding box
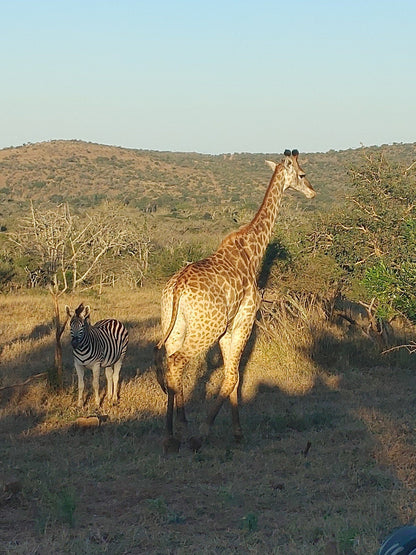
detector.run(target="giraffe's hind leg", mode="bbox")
[165,351,189,437]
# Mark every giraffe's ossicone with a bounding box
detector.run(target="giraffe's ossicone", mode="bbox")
[155,149,316,444]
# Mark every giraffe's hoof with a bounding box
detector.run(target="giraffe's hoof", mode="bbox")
[187,436,203,453]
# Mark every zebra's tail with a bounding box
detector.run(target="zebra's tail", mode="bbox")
[154,343,167,394]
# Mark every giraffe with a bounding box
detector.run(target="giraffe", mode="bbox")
[154,149,316,443]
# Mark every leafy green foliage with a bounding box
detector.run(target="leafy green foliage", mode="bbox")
[312,152,416,320]
[151,242,211,279]
[0,254,15,290]
[363,261,416,322]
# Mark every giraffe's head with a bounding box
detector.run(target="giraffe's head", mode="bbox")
[66,303,91,348]
[266,149,316,198]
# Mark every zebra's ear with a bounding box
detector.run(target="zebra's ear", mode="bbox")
[65,305,72,317]
[75,303,84,317]
[84,305,91,319]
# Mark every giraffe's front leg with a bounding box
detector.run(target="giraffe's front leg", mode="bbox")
[203,364,241,439]
[229,381,242,441]
[209,330,242,439]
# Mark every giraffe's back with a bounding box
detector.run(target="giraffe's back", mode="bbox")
[160,257,248,357]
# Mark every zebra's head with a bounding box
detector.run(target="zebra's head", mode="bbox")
[66,303,91,349]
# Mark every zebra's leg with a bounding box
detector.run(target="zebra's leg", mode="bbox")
[111,360,122,404]
[105,366,114,402]
[91,363,101,407]
[74,361,85,408]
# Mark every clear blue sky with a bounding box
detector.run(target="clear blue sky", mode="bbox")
[1,0,415,154]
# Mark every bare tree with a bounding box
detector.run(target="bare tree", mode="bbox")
[9,201,152,386]
[9,203,73,387]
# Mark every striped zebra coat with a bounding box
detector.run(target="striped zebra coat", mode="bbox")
[66,303,129,407]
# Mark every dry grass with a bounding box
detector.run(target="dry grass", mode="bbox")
[1,287,416,554]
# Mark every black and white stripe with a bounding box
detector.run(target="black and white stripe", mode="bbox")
[66,303,128,407]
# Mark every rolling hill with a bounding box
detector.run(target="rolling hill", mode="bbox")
[0,139,415,234]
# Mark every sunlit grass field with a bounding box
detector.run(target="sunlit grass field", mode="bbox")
[1,287,416,553]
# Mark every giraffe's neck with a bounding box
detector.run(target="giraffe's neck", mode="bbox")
[219,165,285,274]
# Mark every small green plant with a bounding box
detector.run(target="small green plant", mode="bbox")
[146,497,168,515]
[218,486,236,506]
[240,512,258,533]
[146,497,185,524]
[167,511,186,524]
[35,511,50,536]
[57,488,77,527]
[337,527,359,553]
[34,486,77,533]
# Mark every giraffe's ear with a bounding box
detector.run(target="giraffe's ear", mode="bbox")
[265,160,277,171]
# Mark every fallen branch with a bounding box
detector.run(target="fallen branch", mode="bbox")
[0,372,47,392]
[382,343,416,355]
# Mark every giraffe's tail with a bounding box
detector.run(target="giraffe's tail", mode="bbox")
[154,343,167,394]
[154,276,185,394]
[156,280,182,350]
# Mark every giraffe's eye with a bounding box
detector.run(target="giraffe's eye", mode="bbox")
[299,174,306,179]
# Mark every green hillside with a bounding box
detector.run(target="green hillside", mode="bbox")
[1,140,415,232]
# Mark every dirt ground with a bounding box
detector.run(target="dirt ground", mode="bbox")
[1,289,416,554]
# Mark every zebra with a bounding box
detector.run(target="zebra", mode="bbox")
[66,303,129,408]
[25,266,50,288]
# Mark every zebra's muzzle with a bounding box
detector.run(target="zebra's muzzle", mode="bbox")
[71,337,80,349]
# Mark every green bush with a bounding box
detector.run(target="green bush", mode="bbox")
[363,261,416,322]
[0,255,16,289]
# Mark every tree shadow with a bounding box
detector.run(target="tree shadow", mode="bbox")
[257,239,290,290]
[0,322,53,357]
[119,317,160,380]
